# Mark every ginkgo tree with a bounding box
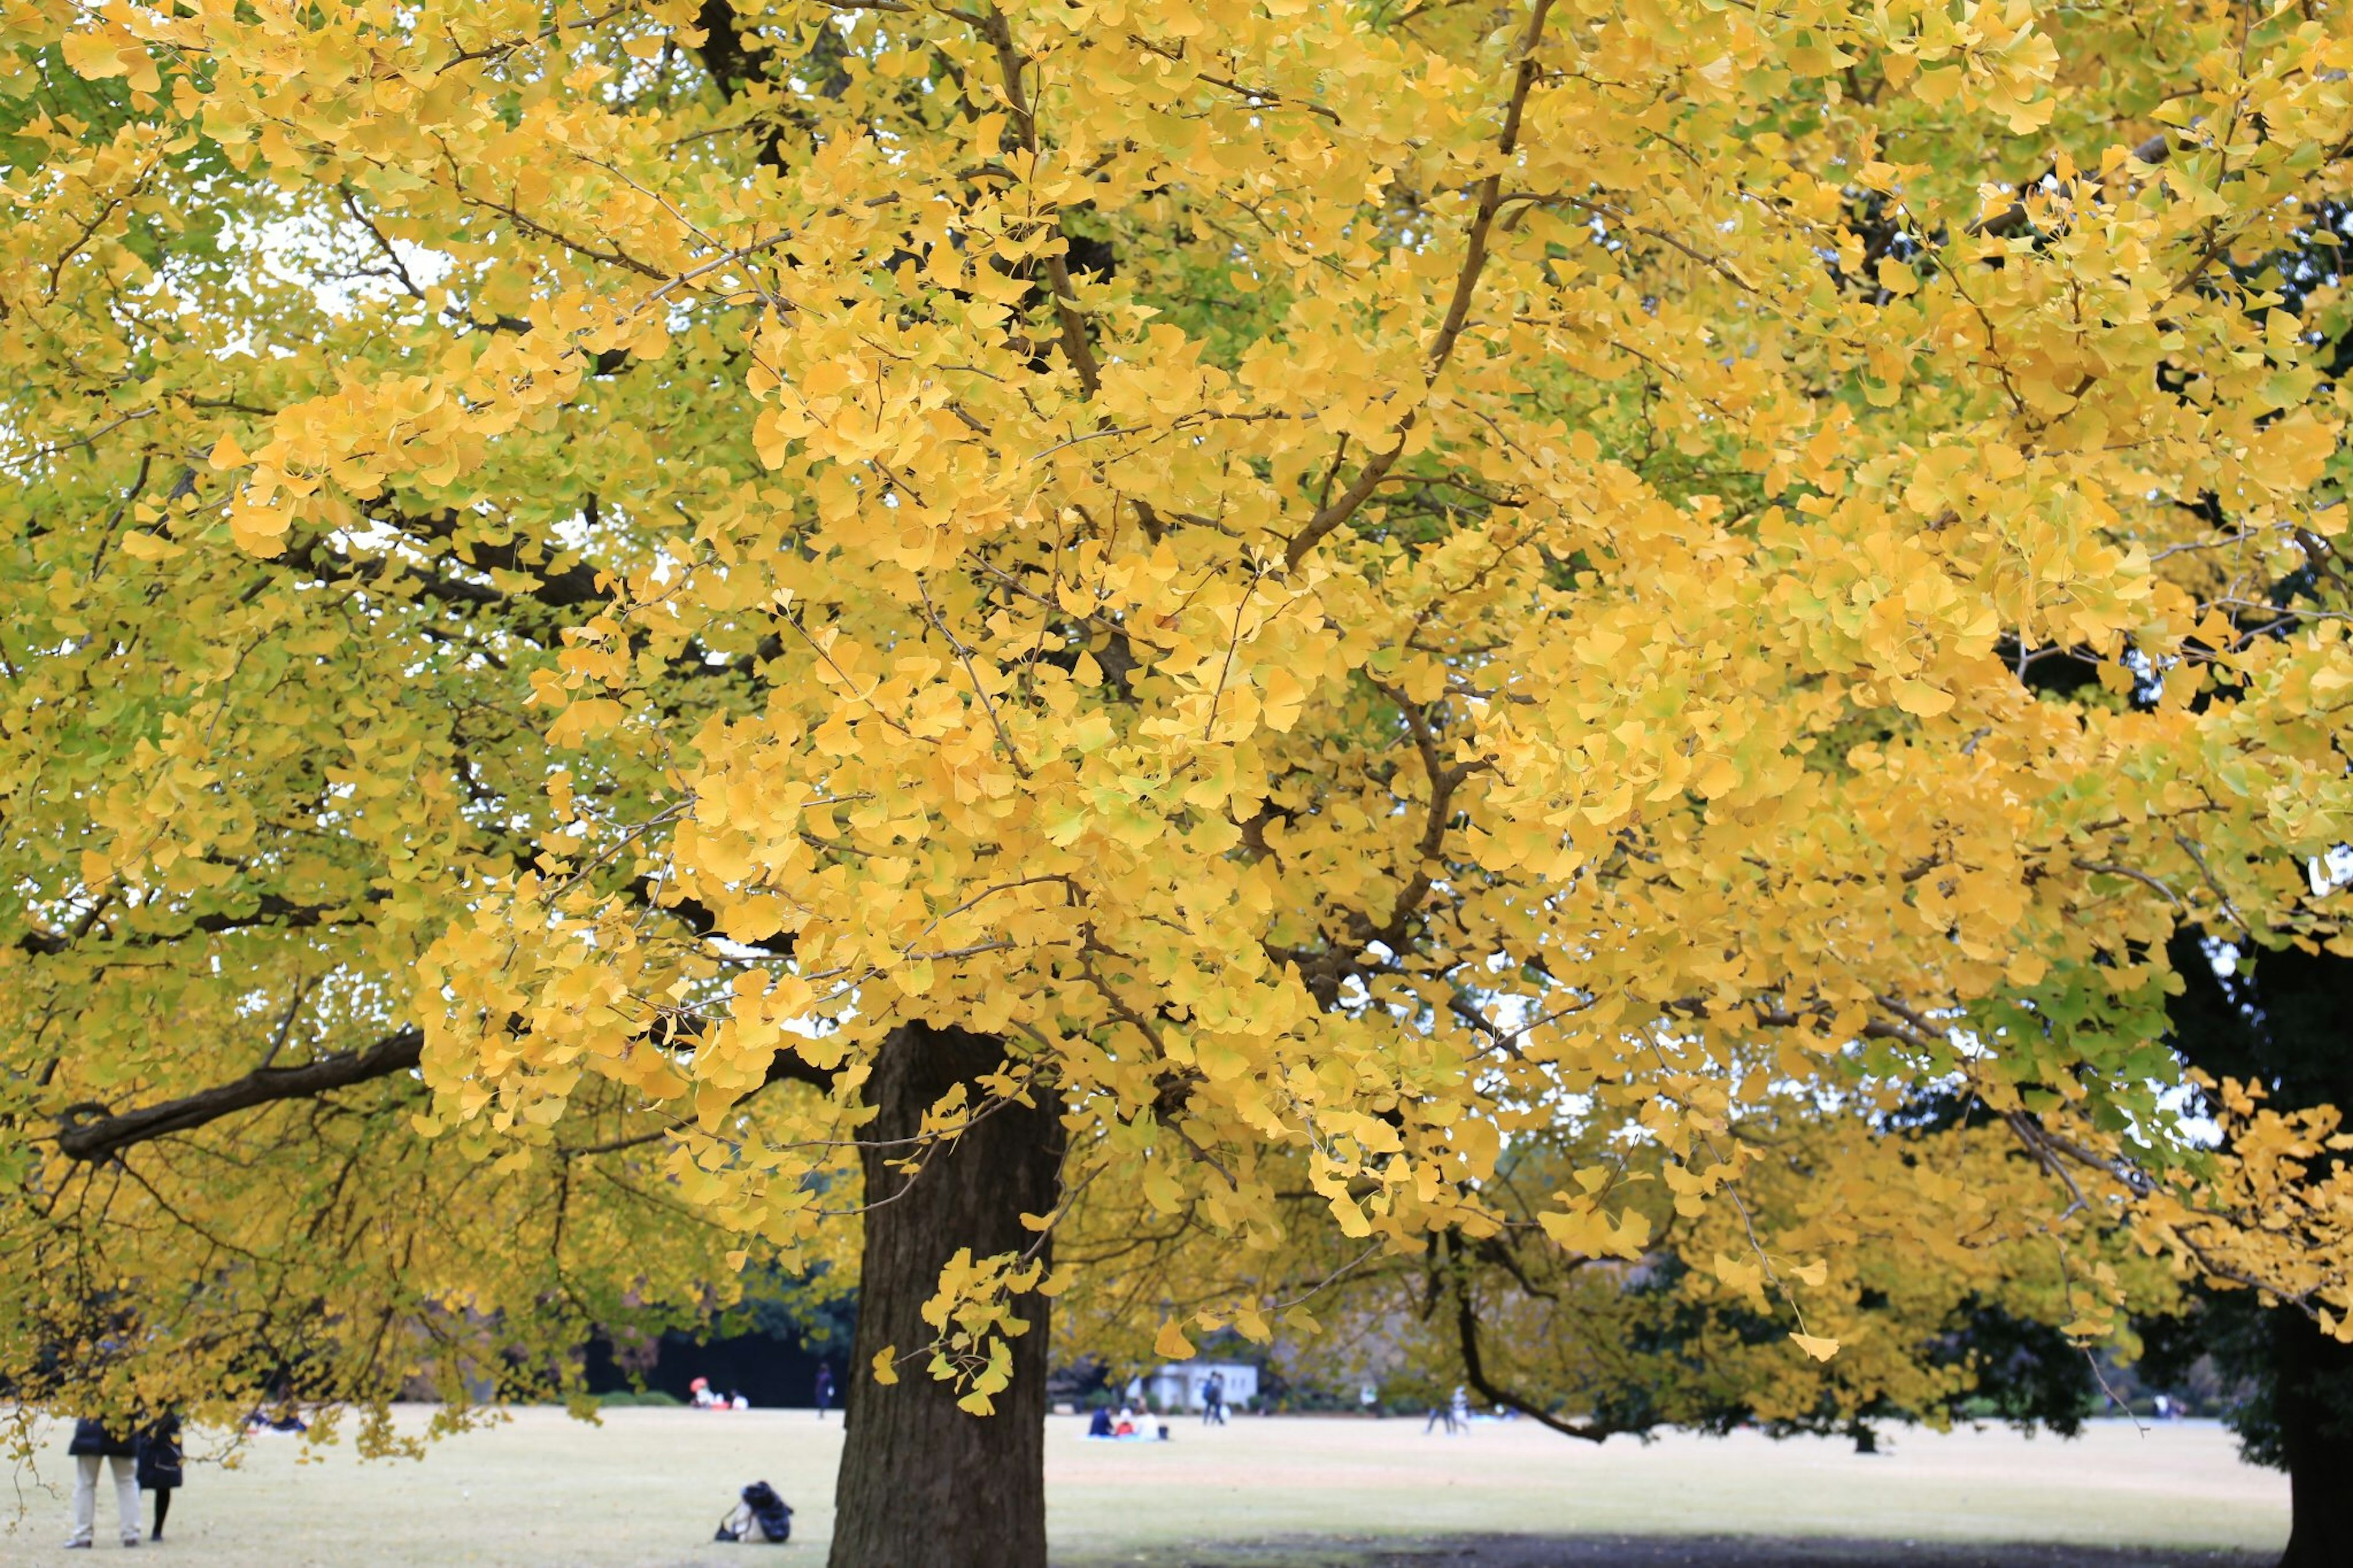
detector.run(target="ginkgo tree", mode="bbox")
[9,0,2353,1562]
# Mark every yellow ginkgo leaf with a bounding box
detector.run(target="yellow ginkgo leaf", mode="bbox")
[1892,679,1955,718]
[1153,1320,1197,1362]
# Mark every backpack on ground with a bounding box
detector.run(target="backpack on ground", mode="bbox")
[713,1480,794,1543]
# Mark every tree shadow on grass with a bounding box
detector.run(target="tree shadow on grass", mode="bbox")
[1062,1536,2276,1568]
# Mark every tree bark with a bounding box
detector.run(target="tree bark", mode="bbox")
[2276,1308,2353,1568]
[830,1022,1063,1568]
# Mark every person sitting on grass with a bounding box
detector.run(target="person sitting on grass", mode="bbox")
[1087,1405,1115,1439]
[714,1480,794,1543]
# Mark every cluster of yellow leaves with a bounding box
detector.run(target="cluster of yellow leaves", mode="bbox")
[2134,1079,2353,1343]
[1052,1108,2176,1432]
[872,1246,1063,1414]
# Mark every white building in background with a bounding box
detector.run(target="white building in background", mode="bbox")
[1134,1361,1259,1412]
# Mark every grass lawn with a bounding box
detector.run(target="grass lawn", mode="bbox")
[0,1406,2287,1566]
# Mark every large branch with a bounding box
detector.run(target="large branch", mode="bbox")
[1450,1247,1623,1444]
[18,891,382,959]
[1973,132,2171,239]
[982,6,1103,397]
[281,523,605,637]
[1283,0,1555,570]
[695,0,770,99]
[694,0,814,173]
[625,875,797,956]
[387,505,608,609]
[53,1026,426,1162]
[50,1015,835,1164]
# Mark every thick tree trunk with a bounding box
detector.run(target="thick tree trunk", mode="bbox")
[829,1023,1064,1568]
[2277,1309,2353,1568]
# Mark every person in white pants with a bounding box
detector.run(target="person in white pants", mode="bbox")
[64,1418,140,1548]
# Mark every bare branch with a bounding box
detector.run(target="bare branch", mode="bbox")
[53,1028,427,1163]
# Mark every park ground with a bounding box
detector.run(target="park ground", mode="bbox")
[0,1406,2286,1567]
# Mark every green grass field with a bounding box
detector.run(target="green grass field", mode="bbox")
[1,1406,2287,1566]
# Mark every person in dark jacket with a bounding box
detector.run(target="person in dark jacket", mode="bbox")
[136,1417,183,1542]
[813,1363,836,1420]
[64,1418,140,1548]
[1201,1371,1227,1426]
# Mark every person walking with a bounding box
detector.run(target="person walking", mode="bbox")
[1449,1385,1470,1433]
[1200,1371,1224,1426]
[64,1417,140,1548]
[136,1415,183,1543]
[813,1362,836,1420]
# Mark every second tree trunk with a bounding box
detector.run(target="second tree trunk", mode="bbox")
[2276,1308,2353,1568]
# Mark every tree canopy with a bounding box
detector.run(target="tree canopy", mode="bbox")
[6,0,2353,1558]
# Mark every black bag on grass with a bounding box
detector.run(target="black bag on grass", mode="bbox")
[714,1480,794,1543]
